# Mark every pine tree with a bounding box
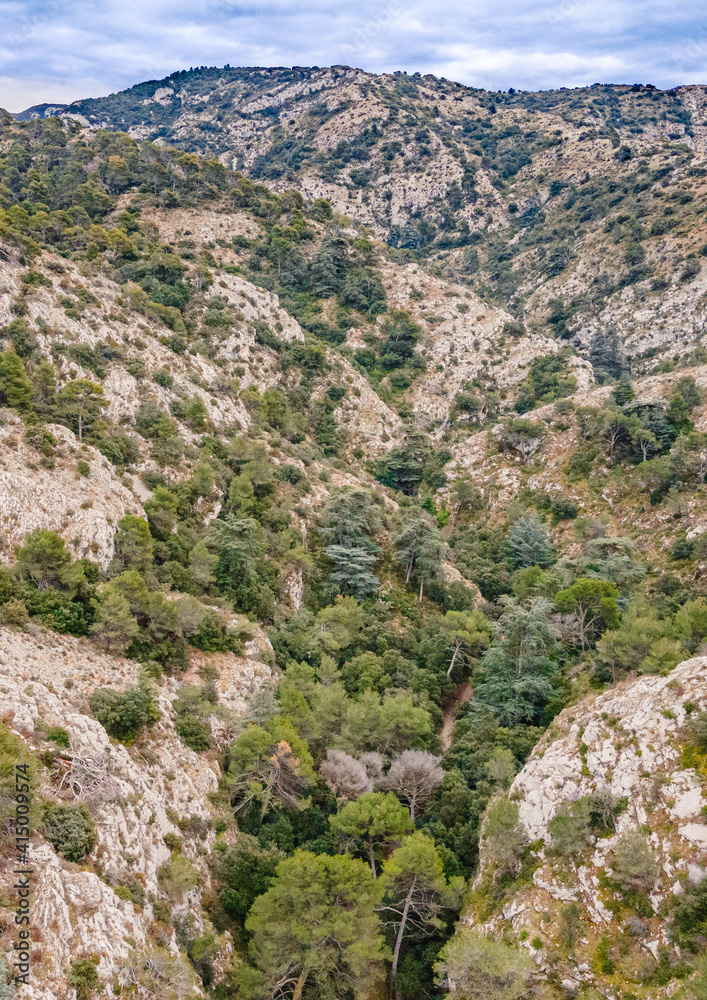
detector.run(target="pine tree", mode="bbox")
[380,833,463,987]
[31,358,57,416]
[325,544,379,598]
[474,595,559,725]
[589,328,626,385]
[320,488,383,598]
[0,348,33,410]
[310,235,348,297]
[207,515,262,606]
[393,509,445,600]
[56,379,106,442]
[506,515,554,569]
[376,431,430,495]
[245,851,386,999]
[90,589,139,654]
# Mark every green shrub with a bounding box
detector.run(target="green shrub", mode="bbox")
[612,830,658,894]
[68,957,99,1000]
[671,537,694,561]
[113,872,145,907]
[157,853,199,900]
[216,834,284,923]
[0,599,29,628]
[89,683,159,743]
[175,714,211,752]
[0,722,40,845]
[671,878,707,951]
[548,797,592,857]
[483,798,525,873]
[46,726,70,748]
[435,930,532,999]
[163,832,182,852]
[44,803,96,862]
[557,902,582,953]
[688,711,707,752]
[594,934,615,975]
[550,497,578,523]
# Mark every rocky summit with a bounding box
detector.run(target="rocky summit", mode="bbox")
[1,65,707,1000]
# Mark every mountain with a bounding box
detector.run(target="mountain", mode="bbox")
[2,67,707,1000]
[14,67,707,379]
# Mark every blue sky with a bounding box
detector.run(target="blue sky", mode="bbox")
[1,0,706,112]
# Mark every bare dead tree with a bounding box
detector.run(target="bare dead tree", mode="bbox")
[320,749,373,802]
[359,752,384,787]
[384,751,445,821]
[56,745,118,804]
[119,948,194,999]
[550,612,583,649]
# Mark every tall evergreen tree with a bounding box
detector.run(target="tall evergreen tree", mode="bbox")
[0,348,33,410]
[376,430,430,495]
[394,508,445,600]
[506,515,554,569]
[474,596,559,725]
[320,488,383,598]
[589,328,627,385]
[310,233,348,297]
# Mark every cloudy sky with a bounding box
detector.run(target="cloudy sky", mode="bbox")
[1,0,706,112]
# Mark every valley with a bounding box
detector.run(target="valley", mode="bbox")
[1,66,707,1000]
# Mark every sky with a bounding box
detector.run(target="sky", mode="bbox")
[1,0,706,112]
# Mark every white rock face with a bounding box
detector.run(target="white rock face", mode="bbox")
[0,625,275,997]
[512,656,707,842]
[0,416,144,569]
[463,657,707,997]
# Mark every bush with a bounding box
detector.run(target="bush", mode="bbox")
[157,852,199,900]
[612,830,659,893]
[68,957,100,1000]
[548,797,592,856]
[435,930,532,999]
[687,711,707,752]
[113,872,145,907]
[89,684,159,743]
[0,599,29,628]
[550,497,578,523]
[175,714,211,752]
[671,878,707,951]
[0,722,40,844]
[216,835,284,923]
[482,798,525,873]
[671,537,695,561]
[46,726,70,748]
[44,803,96,862]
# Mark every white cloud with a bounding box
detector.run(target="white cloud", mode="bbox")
[430,43,628,90]
[0,0,706,111]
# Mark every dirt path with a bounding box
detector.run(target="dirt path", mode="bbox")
[440,680,473,750]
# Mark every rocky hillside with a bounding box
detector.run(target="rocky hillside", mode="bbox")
[462,654,707,999]
[2,70,707,1000]
[13,68,707,377]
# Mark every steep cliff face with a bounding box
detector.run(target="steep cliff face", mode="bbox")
[464,656,707,997]
[0,625,274,998]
